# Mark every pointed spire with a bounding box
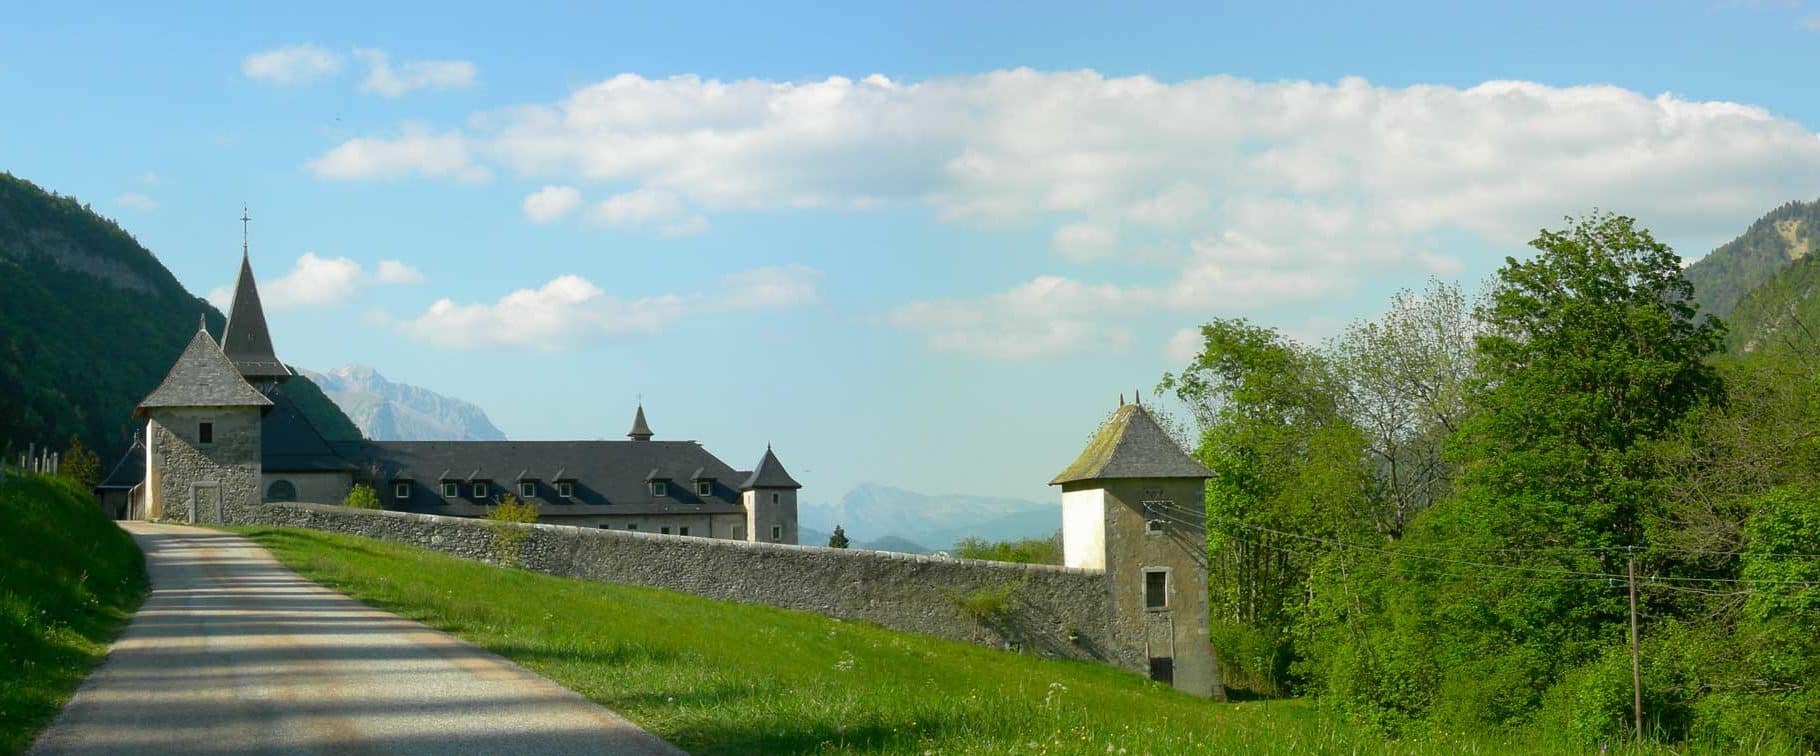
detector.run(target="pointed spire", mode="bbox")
[220,212,290,382]
[627,403,654,441]
[740,446,803,491]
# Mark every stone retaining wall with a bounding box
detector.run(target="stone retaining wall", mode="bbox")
[256,503,1126,666]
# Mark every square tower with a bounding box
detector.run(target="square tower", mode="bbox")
[136,325,272,524]
[1052,400,1222,699]
[739,445,801,544]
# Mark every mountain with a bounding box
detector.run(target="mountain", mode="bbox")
[1684,198,1820,318]
[0,172,357,462]
[299,364,507,441]
[799,483,1058,551]
[798,526,933,554]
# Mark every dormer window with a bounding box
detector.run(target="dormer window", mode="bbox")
[394,482,411,499]
[441,481,458,498]
[198,422,214,445]
[557,481,573,499]
[696,481,712,496]
[473,482,488,498]
[650,481,667,497]
[519,481,535,498]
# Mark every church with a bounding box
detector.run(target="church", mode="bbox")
[103,245,802,544]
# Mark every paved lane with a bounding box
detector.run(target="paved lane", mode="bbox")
[30,522,681,755]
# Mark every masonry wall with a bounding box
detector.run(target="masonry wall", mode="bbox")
[257,503,1122,665]
[146,408,262,524]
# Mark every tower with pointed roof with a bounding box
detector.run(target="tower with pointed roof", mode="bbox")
[221,208,292,383]
[740,445,801,544]
[1052,398,1221,698]
[136,323,271,523]
[627,404,654,441]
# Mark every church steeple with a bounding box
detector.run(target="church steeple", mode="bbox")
[220,207,291,382]
[627,403,654,441]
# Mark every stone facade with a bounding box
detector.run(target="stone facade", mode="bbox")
[257,503,1119,663]
[742,487,797,544]
[145,407,262,524]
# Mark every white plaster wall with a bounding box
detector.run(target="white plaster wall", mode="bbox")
[1062,487,1107,570]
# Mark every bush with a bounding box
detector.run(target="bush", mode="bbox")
[953,532,1062,565]
[342,484,380,509]
[952,581,1021,628]
[486,495,539,563]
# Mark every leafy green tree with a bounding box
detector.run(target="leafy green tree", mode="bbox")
[59,435,101,492]
[342,484,380,510]
[828,525,850,549]
[953,532,1061,564]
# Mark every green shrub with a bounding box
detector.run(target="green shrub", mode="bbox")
[952,581,1020,627]
[952,532,1061,565]
[485,494,539,563]
[341,483,380,509]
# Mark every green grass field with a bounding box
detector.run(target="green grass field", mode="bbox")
[233,525,1713,755]
[0,470,146,753]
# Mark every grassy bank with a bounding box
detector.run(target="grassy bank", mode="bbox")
[234,526,1710,754]
[0,470,146,753]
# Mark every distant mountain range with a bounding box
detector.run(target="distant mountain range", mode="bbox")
[799,483,1060,553]
[299,364,507,442]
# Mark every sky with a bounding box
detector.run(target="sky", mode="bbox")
[5,1,1820,504]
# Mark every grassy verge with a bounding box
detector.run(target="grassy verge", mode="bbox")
[232,526,1725,755]
[0,470,146,753]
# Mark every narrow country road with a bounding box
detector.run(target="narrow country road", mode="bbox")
[30,522,681,755]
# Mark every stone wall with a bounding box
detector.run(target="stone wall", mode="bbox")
[257,503,1124,665]
[147,408,262,524]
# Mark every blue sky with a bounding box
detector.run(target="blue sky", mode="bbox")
[6,1,1820,504]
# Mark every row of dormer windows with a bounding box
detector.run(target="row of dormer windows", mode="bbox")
[392,479,720,501]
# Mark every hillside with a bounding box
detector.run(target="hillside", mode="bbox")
[0,470,145,752]
[0,172,359,461]
[1684,198,1820,318]
[300,364,505,441]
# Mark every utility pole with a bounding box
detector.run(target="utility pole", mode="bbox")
[1627,548,1643,741]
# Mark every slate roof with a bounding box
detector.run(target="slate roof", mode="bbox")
[740,446,802,490]
[221,253,292,381]
[260,384,358,473]
[95,434,146,491]
[136,328,274,416]
[1050,403,1214,485]
[333,440,750,517]
[627,405,654,440]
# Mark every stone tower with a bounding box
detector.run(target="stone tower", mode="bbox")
[1052,400,1221,698]
[136,323,272,524]
[740,446,800,544]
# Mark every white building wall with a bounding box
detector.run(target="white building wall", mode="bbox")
[1062,487,1108,570]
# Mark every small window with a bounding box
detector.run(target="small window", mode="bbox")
[1142,500,1170,534]
[198,422,214,444]
[679,526,690,537]
[1145,569,1169,609]
[660,526,671,535]
[627,523,638,531]
[441,481,458,498]
[770,525,782,541]
[650,481,667,497]
[265,480,297,502]
[394,482,410,499]
[598,524,610,529]
[520,481,536,498]
[771,492,779,505]
[473,482,488,498]
[557,481,573,499]
[696,481,712,496]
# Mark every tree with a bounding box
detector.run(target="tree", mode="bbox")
[342,484,380,510]
[952,532,1061,564]
[828,525,850,549]
[59,434,101,492]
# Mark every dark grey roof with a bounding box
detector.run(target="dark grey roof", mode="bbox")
[260,384,358,473]
[1050,403,1214,485]
[96,434,146,491]
[221,253,292,381]
[333,439,749,517]
[740,446,802,490]
[627,405,653,440]
[136,328,274,415]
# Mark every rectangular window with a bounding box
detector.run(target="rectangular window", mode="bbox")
[1145,569,1169,609]
[520,481,535,498]
[696,481,712,496]
[198,422,214,444]
[679,526,690,537]
[660,526,671,535]
[770,525,782,541]
[650,481,667,497]
[441,482,458,498]
[558,481,573,499]
[627,523,638,531]
[771,492,779,505]
[394,482,410,499]
[473,482,488,498]
[1142,500,1171,534]
[598,525,610,529]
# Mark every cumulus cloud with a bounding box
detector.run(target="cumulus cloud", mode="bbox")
[207,252,425,311]
[891,276,1134,359]
[522,185,582,223]
[305,123,490,182]
[355,49,477,97]
[309,69,1820,356]
[116,192,157,210]
[400,265,819,350]
[242,44,342,86]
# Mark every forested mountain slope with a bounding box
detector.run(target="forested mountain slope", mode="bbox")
[0,172,357,462]
[1683,198,1820,318]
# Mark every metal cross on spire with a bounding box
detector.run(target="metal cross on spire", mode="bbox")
[240,205,250,258]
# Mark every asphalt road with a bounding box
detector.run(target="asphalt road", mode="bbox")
[29,522,682,755]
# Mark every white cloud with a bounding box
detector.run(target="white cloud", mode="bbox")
[310,70,1820,356]
[355,49,477,98]
[1165,327,1203,364]
[891,276,1134,359]
[522,185,582,223]
[242,44,342,86]
[208,253,425,311]
[116,192,156,210]
[305,123,490,182]
[401,266,818,350]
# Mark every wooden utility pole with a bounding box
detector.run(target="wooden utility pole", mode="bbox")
[1627,550,1643,741]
